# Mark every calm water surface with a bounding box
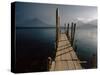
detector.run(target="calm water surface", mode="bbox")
[16,27,97,69]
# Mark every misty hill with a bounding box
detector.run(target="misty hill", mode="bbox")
[88,19,97,25]
[17,18,55,28]
[76,19,97,29]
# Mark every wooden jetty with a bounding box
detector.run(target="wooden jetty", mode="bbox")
[49,8,82,71]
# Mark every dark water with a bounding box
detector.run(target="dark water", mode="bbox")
[74,28,97,68]
[16,28,56,58]
[16,27,97,72]
[16,28,56,72]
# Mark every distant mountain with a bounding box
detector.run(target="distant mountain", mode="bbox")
[17,18,55,27]
[88,19,97,25]
[76,19,97,29]
[76,20,85,26]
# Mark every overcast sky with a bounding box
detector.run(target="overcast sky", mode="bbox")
[15,2,97,26]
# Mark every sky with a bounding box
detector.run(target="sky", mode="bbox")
[15,2,97,27]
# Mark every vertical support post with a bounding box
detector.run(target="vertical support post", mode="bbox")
[67,23,69,39]
[72,23,76,46]
[56,8,60,50]
[47,57,52,71]
[64,23,66,34]
[71,22,74,45]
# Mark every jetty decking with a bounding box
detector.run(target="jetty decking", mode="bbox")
[50,33,82,71]
[49,8,82,71]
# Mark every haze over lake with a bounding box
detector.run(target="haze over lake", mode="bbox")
[15,2,97,70]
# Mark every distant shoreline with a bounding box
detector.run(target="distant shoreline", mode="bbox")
[16,26,97,29]
[16,27,65,29]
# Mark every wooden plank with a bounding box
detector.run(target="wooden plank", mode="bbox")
[55,61,63,71]
[70,50,78,60]
[50,33,82,71]
[67,61,75,70]
[61,61,68,70]
[69,48,82,69]
[61,52,72,60]
[58,41,66,47]
[55,55,61,60]
[73,61,82,69]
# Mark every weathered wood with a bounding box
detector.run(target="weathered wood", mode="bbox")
[50,33,82,71]
[71,22,74,45]
[64,23,66,33]
[72,23,76,46]
[50,61,55,71]
[56,8,60,49]
[50,8,82,71]
[67,23,69,38]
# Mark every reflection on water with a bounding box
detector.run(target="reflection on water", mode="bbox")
[61,27,97,68]
[16,28,56,72]
[74,28,97,68]
[16,27,97,72]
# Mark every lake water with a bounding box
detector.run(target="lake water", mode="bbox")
[74,28,97,68]
[16,27,97,70]
[16,28,56,59]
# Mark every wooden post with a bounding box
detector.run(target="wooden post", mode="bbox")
[67,23,69,39]
[56,8,60,50]
[71,22,74,45]
[47,57,52,71]
[72,23,76,46]
[64,23,66,34]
